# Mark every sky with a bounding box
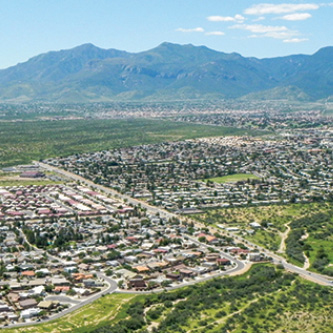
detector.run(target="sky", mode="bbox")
[0,0,332,69]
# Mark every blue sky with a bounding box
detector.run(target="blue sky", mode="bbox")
[0,0,332,69]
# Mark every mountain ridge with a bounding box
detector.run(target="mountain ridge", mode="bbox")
[0,42,332,102]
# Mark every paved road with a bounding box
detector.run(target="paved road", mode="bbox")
[218,230,333,286]
[38,161,177,220]
[5,162,326,329]
[5,272,118,329]
[38,162,333,286]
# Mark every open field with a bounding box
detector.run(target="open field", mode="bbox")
[4,265,332,333]
[0,177,62,187]
[192,203,333,272]
[0,118,265,167]
[205,173,259,183]
[0,171,63,186]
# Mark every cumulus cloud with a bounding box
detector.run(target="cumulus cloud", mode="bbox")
[207,14,245,22]
[245,3,319,15]
[281,13,312,20]
[205,31,225,36]
[283,38,309,43]
[176,27,204,33]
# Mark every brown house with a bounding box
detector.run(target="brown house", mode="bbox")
[19,298,37,309]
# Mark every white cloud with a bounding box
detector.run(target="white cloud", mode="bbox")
[263,31,297,39]
[207,14,245,22]
[245,3,319,15]
[252,16,266,22]
[231,24,299,40]
[281,13,312,20]
[176,27,204,33]
[205,31,225,36]
[231,24,288,34]
[283,38,309,43]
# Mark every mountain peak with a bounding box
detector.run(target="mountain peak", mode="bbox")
[313,46,333,58]
[0,42,331,102]
[73,43,101,51]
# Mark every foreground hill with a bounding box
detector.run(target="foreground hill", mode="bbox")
[3,265,333,333]
[0,43,332,102]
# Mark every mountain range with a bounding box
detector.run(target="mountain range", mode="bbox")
[0,42,332,102]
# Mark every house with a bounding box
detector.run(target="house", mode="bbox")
[7,292,20,303]
[217,258,231,266]
[78,263,89,271]
[249,222,261,229]
[7,312,19,321]
[248,253,262,262]
[20,171,45,178]
[83,279,97,288]
[72,287,90,296]
[53,286,70,293]
[21,308,41,319]
[206,253,220,262]
[64,266,77,273]
[128,276,147,290]
[19,298,38,309]
[0,302,11,312]
[72,273,94,282]
[165,272,182,281]
[21,270,35,278]
[133,265,150,274]
[38,300,59,310]
[51,276,70,286]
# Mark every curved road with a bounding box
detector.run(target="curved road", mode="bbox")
[5,162,327,329]
[6,272,118,329]
[38,161,333,286]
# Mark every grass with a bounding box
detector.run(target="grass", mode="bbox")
[0,172,62,186]
[0,118,264,167]
[205,173,259,183]
[0,179,62,186]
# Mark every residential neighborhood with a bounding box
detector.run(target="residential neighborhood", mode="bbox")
[45,129,332,212]
[0,177,263,327]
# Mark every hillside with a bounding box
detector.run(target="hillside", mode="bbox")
[0,43,332,102]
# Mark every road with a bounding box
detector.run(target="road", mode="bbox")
[223,230,333,286]
[37,162,333,286]
[4,162,327,328]
[5,272,118,329]
[38,162,174,218]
